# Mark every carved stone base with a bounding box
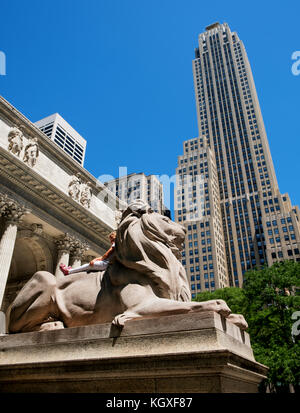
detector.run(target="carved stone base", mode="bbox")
[0,311,268,393]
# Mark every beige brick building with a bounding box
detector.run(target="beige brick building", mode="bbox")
[176,22,300,295]
[175,136,228,297]
[105,172,165,214]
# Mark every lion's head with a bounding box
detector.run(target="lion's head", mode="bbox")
[114,200,191,302]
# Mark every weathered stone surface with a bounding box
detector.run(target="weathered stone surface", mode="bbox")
[0,312,268,393]
[7,201,248,334]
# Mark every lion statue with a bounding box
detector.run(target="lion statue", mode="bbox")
[8,200,248,333]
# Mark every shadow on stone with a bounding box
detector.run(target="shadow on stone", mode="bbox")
[109,323,123,346]
[221,315,227,332]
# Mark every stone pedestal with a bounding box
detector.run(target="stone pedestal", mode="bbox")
[0,311,268,393]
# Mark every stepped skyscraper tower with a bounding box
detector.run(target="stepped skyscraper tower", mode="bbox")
[175,22,300,296]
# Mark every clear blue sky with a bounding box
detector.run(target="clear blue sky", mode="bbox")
[1,0,300,213]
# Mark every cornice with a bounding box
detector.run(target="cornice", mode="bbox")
[0,148,112,250]
[0,95,126,212]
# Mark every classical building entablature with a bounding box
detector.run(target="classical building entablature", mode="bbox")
[0,95,127,250]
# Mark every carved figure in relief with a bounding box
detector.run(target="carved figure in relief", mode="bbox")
[7,127,23,157]
[23,137,39,167]
[68,173,81,201]
[80,181,92,208]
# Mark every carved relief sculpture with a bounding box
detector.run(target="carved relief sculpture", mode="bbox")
[31,223,43,235]
[68,173,81,202]
[55,233,76,253]
[7,127,23,157]
[23,137,39,167]
[80,181,92,208]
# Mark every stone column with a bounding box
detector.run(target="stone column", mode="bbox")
[54,234,74,279]
[0,195,29,333]
[70,240,89,268]
[0,196,29,308]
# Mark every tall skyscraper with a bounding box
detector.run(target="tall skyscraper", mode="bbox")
[176,22,300,292]
[35,113,87,166]
[175,136,229,297]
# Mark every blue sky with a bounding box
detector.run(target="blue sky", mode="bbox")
[1,0,300,213]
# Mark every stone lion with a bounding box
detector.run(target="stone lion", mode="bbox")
[8,201,248,333]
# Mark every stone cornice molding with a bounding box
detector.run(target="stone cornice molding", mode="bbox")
[0,149,111,249]
[0,95,126,212]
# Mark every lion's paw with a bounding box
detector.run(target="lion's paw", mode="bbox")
[214,299,231,317]
[194,299,231,317]
[226,314,248,330]
[36,321,65,331]
[112,311,140,327]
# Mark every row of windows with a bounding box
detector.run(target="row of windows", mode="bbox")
[268,225,294,235]
[269,234,297,244]
[40,123,83,164]
[53,126,84,164]
[178,162,208,172]
[266,217,292,226]
[190,271,215,280]
[191,281,215,291]
[179,153,208,165]
[271,248,299,259]
[40,122,54,137]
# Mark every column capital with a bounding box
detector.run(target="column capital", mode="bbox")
[0,194,30,225]
[55,233,75,253]
[71,239,90,260]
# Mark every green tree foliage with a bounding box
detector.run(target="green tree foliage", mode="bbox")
[194,286,246,315]
[194,261,300,392]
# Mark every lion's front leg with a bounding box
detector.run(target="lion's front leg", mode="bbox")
[112,311,141,327]
[113,283,232,326]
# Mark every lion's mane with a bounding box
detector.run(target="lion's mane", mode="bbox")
[114,201,191,302]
